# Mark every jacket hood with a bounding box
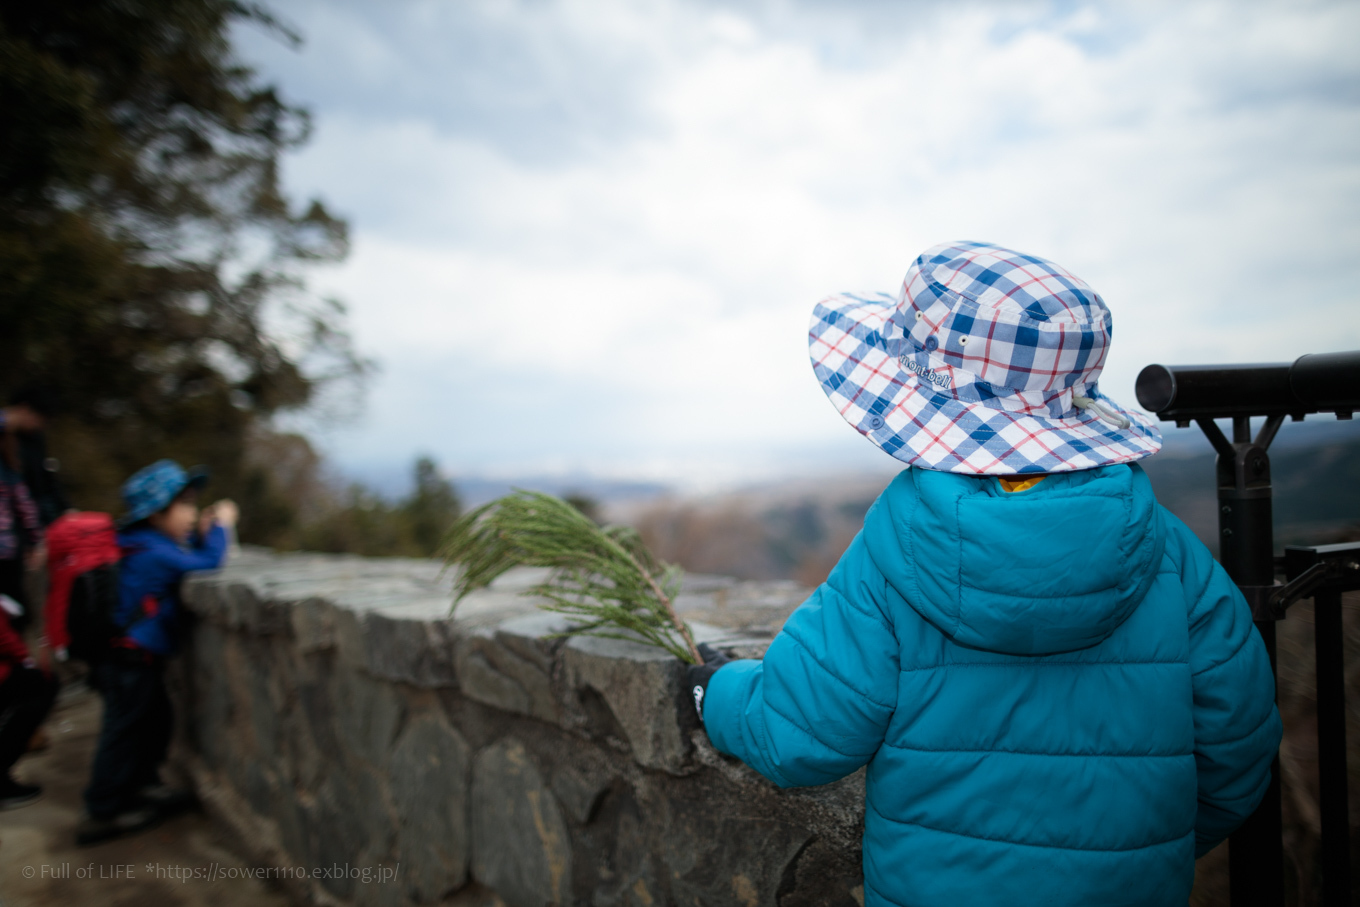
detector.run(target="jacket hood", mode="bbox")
[863,464,1165,656]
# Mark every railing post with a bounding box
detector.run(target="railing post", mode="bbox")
[1314,588,1351,905]
[1136,353,1360,906]
[1200,416,1285,907]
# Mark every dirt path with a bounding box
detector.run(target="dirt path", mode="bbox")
[0,681,294,907]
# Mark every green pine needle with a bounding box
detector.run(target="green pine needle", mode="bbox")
[440,490,702,664]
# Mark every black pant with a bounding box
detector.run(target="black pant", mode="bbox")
[0,665,59,779]
[84,658,172,818]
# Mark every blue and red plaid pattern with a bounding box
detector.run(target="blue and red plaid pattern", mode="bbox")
[809,241,1161,474]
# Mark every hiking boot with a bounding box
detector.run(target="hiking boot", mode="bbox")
[138,783,196,816]
[75,807,158,846]
[0,779,42,810]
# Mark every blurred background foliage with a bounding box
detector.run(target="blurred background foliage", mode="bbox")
[0,0,465,553]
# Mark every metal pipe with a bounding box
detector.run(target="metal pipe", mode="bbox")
[1134,351,1360,421]
[1135,362,1295,419]
[1291,350,1360,413]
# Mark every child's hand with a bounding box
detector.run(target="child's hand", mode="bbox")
[685,643,733,724]
[196,507,216,538]
[212,499,239,529]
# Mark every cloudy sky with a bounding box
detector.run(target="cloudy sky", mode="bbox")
[235,0,1360,491]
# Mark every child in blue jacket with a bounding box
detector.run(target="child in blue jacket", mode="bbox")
[78,459,235,844]
[689,242,1281,907]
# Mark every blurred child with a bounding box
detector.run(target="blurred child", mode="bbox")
[688,242,1282,907]
[77,459,236,845]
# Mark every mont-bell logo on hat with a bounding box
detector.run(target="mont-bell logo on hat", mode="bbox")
[899,355,952,390]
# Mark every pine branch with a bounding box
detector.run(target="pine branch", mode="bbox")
[440,490,701,664]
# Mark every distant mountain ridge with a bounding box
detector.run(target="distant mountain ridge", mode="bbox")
[1142,431,1360,555]
[614,427,1360,584]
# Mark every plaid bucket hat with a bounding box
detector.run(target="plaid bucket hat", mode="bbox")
[809,240,1161,475]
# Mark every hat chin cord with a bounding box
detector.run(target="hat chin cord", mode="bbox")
[1072,395,1131,430]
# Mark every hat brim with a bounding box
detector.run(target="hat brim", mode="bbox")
[118,466,211,527]
[809,293,1162,474]
[183,467,210,491]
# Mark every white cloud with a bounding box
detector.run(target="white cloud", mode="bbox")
[242,0,1360,487]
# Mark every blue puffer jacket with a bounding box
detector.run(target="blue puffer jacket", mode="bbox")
[703,464,1281,907]
[117,525,228,656]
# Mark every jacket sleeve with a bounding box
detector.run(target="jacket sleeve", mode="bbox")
[154,524,229,574]
[1181,527,1283,857]
[702,532,899,788]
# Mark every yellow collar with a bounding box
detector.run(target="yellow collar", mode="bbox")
[998,476,1046,493]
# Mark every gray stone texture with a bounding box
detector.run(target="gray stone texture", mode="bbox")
[561,633,691,773]
[471,738,572,907]
[389,714,471,901]
[173,549,866,907]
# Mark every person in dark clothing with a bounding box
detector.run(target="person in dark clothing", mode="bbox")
[77,459,235,846]
[1,383,70,528]
[0,455,43,633]
[1,384,66,639]
[0,595,59,809]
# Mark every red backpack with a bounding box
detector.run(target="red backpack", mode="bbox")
[44,512,122,661]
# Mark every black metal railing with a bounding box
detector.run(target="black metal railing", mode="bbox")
[1136,349,1360,907]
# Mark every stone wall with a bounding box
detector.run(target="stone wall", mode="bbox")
[169,550,866,907]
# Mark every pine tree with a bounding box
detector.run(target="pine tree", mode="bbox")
[0,0,367,531]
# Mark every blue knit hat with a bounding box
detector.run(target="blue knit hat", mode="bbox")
[120,459,208,526]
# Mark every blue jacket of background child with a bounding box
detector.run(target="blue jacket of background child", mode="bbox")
[116,524,227,656]
[702,463,1282,907]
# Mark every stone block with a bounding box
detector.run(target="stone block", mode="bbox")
[662,807,813,907]
[561,634,690,774]
[216,578,292,636]
[182,575,225,623]
[241,761,279,820]
[335,669,404,766]
[364,608,459,688]
[493,612,562,673]
[454,612,566,724]
[315,792,364,898]
[245,645,283,758]
[389,714,471,902]
[189,622,235,770]
[575,781,660,907]
[315,766,392,900]
[354,876,411,907]
[354,766,398,858]
[290,596,336,653]
[550,759,614,826]
[333,603,369,671]
[275,789,316,870]
[296,673,341,786]
[471,738,572,907]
